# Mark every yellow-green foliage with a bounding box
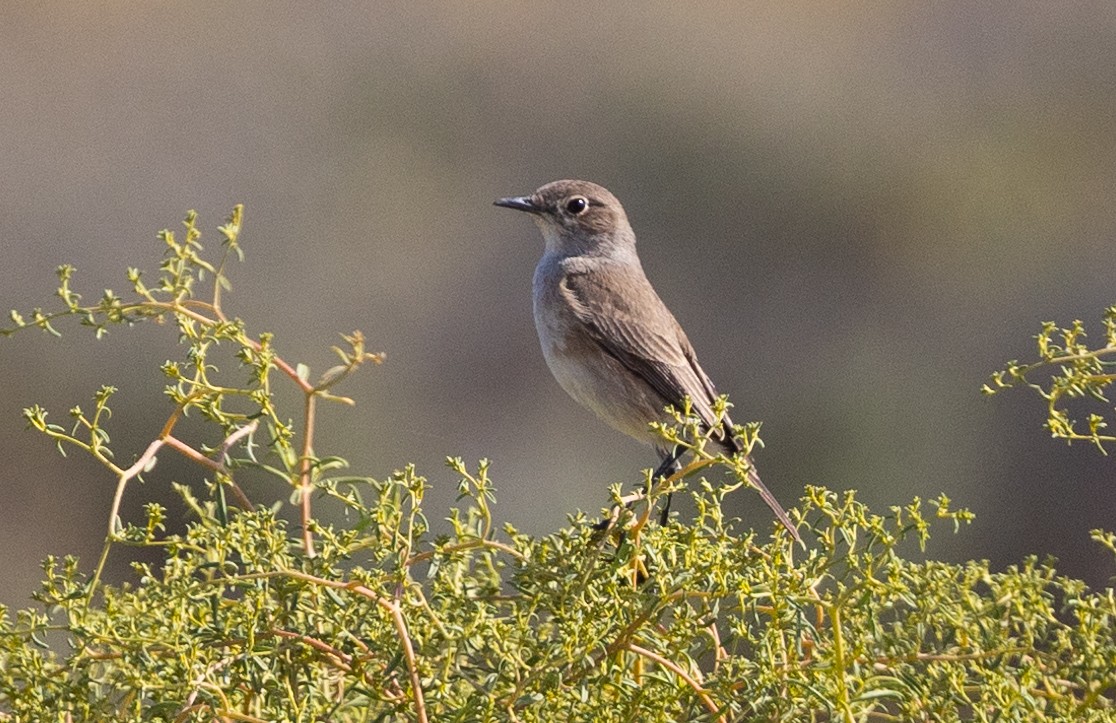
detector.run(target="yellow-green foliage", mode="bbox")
[1,210,1114,721]
[984,309,1116,452]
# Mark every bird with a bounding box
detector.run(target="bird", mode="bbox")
[494,179,799,542]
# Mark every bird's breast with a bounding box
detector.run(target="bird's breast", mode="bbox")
[531,257,665,445]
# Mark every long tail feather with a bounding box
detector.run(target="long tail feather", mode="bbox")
[745,460,802,544]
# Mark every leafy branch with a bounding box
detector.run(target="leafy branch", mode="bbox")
[4,206,383,576]
[983,307,1116,451]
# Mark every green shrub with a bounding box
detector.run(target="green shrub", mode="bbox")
[1,209,1113,721]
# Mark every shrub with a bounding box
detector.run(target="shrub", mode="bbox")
[1,208,1113,721]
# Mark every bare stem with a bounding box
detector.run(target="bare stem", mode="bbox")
[163,435,255,511]
[89,437,167,595]
[829,603,856,723]
[252,569,429,723]
[299,393,317,557]
[626,643,724,722]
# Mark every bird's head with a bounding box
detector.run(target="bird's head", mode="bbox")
[495,179,635,257]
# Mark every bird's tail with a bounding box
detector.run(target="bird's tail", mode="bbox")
[744,459,802,544]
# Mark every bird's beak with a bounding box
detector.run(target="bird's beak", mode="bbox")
[493,195,540,213]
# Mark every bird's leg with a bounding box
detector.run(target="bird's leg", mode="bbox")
[652,444,686,525]
[594,445,685,535]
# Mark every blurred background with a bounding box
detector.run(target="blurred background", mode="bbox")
[2,3,1115,610]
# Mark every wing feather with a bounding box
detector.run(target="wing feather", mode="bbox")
[560,261,798,540]
[559,264,735,446]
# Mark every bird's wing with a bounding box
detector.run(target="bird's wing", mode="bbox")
[563,263,797,540]
[560,263,731,440]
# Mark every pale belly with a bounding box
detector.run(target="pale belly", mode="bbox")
[535,323,667,447]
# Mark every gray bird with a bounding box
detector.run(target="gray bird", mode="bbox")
[494,179,799,541]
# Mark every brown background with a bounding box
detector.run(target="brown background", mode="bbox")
[2,3,1115,610]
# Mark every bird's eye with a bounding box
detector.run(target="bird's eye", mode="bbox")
[564,196,589,215]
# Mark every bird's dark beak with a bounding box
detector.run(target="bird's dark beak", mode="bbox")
[493,195,540,213]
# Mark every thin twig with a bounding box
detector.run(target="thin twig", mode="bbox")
[90,437,166,594]
[408,537,526,566]
[299,393,317,557]
[164,432,255,511]
[229,569,429,723]
[91,421,258,597]
[626,643,725,722]
[270,628,353,671]
[176,657,234,721]
[829,603,856,723]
